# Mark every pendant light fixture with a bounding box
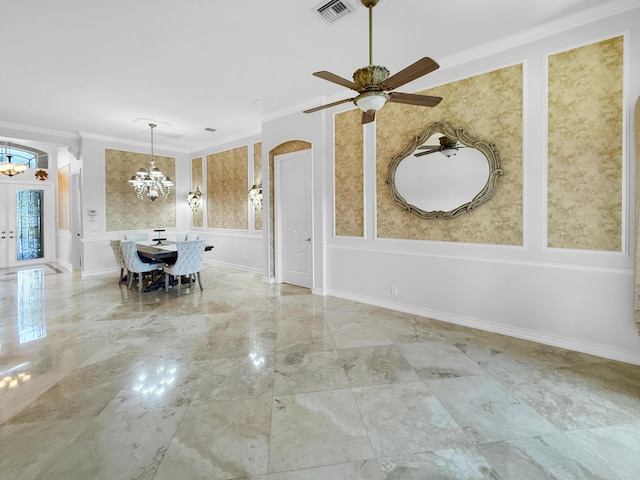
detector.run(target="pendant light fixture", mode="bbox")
[128,123,174,201]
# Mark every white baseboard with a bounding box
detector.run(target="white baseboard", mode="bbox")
[326,288,640,366]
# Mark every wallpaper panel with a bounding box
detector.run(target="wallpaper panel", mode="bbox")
[547,36,623,251]
[254,142,263,231]
[105,149,176,231]
[335,109,364,237]
[57,165,70,230]
[375,64,523,244]
[191,157,203,228]
[207,146,248,229]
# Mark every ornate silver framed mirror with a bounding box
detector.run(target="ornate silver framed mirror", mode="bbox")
[386,121,503,219]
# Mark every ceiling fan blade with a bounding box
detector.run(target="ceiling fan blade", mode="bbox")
[303,97,355,114]
[312,71,362,92]
[380,57,440,91]
[388,92,442,107]
[362,110,375,124]
[414,147,441,157]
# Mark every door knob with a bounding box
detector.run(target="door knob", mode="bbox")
[305,238,311,242]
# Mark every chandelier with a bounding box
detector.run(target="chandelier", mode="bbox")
[0,142,27,177]
[128,123,174,201]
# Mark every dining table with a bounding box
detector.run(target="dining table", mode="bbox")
[136,240,213,292]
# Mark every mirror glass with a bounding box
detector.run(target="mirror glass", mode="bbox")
[387,122,503,219]
[394,133,489,212]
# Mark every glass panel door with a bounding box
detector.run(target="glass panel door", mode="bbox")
[16,189,44,261]
[0,184,53,268]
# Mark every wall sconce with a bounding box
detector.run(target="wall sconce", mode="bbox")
[187,186,203,212]
[248,184,262,208]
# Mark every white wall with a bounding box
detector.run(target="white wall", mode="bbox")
[323,7,640,364]
[79,133,190,276]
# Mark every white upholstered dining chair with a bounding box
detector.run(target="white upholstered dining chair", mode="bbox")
[120,240,165,292]
[164,239,205,292]
[109,240,128,284]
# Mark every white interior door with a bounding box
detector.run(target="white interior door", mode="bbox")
[0,183,54,269]
[275,150,313,288]
[71,171,82,270]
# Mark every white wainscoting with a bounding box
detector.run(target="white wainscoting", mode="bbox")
[325,245,640,365]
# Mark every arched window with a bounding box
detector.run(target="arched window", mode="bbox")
[1,142,49,169]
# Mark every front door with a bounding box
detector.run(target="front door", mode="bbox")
[275,150,313,288]
[0,183,54,268]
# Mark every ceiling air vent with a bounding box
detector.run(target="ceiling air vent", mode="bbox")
[314,0,352,24]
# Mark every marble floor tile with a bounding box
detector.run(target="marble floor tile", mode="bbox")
[378,446,499,479]
[427,375,559,443]
[0,418,92,480]
[274,349,349,395]
[268,389,374,473]
[494,367,638,431]
[397,340,488,380]
[2,263,640,479]
[353,381,470,457]
[338,345,420,387]
[478,423,640,480]
[154,398,272,480]
[45,405,187,480]
[325,313,393,349]
[188,355,276,404]
[266,459,382,479]
[275,317,336,353]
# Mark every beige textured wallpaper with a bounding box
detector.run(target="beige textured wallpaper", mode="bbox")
[207,146,248,229]
[57,165,70,231]
[548,36,623,251]
[335,109,364,237]
[191,157,203,228]
[105,149,176,231]
[374,64,523,244]
[254,142,263,231]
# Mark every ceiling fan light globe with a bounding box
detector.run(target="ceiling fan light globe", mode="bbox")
[441,148,457,158]
[355,91,389,112]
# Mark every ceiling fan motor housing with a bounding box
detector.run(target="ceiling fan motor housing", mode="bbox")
[353,65,390,89]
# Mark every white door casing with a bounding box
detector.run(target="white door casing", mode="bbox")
[275,150,313,288]
[0,183,55,269]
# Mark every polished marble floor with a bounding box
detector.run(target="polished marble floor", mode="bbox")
[1,263,640,479]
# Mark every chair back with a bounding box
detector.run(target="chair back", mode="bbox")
[170,239,205,275]
[110,240,126,269]
[176,232,200,242]
[124,232,149,241]
[120,240,147,271]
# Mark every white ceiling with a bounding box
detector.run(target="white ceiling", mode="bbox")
[0,0,630,151]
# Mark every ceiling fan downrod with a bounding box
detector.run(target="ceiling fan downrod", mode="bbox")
[362,0,380,66]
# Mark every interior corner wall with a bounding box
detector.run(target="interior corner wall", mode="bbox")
[325,7,640,365]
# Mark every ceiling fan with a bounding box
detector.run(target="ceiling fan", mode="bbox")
[303,0,442,124]
[415,136,462,158]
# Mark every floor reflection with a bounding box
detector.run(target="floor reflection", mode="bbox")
[132,365,178,397]
[17,268,47,344]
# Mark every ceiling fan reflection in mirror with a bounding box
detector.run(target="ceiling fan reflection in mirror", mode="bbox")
[304,0,442,124]
[415,136,463,158]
